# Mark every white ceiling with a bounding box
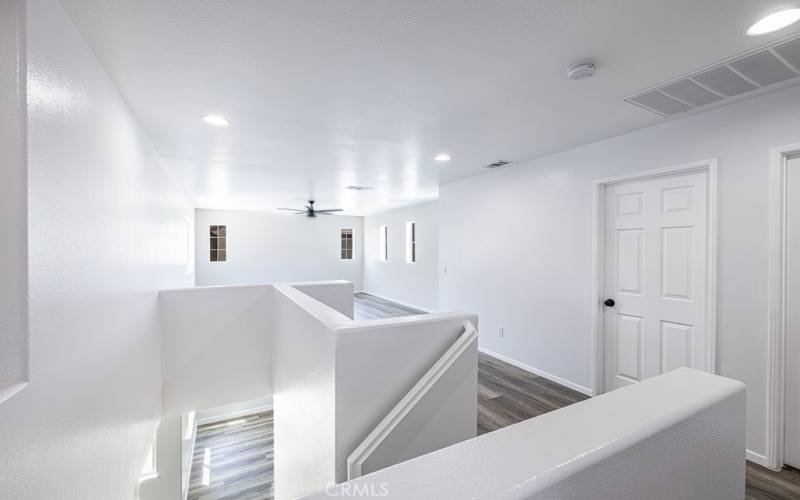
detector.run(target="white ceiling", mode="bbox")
[59,0,800,215]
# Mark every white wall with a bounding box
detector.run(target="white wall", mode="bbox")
[159,284,273,416]
[272,283,477,500]
[137,414,184,500]
[0,0,27,402]
[273,285,342,500]
[293,280,355,319]
[363,202,439,310]
[0,0,194,497]
[439,83,800,458]
[309,368,746,500]
[158,280,355,419]
[197,396,272,424]
[335,313,477,481]
[195,209,364,289]
[138,411,198,500]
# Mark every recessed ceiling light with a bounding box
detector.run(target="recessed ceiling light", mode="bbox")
[747,9,800,36]
[434,153,451,162]
[202,114,230,126]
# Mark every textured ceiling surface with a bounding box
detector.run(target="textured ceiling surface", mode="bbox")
[60,0,800,214]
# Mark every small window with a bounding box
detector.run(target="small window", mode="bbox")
[405,221,416,263]
[210,225,227,262]
[341,228,353,260]
[379,225,388,261]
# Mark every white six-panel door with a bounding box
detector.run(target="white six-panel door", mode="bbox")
[603,171,709,391]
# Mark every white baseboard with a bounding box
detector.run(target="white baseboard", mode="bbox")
[478,347,593,396]
[746,449,771,468]
[355,290,434,314]
[196,404,273,425]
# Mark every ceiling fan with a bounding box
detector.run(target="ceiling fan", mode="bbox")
[277,200,343,218]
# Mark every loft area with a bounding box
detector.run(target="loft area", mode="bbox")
[3,1,800,499]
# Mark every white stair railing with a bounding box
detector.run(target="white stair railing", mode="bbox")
[346,320,478,480]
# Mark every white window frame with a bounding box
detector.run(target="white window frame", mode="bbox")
[340,228,354,260]
[379,225,388,261]
[405,221,416,263]
[209,224,227,263]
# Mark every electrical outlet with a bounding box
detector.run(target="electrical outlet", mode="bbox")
[498,327,504,338]
[442,266,448,275]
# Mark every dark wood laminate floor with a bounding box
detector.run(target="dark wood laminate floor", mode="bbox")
[746,463,800,500]
[188,411,274,500]
[353,292,426,320]
[477,351,589,435]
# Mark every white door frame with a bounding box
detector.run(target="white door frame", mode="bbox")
[591,159,718,396]
[766,142,800,470]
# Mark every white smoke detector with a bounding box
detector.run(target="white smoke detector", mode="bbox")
[566,62,596,81]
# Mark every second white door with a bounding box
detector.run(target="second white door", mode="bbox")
[603,170,710,392]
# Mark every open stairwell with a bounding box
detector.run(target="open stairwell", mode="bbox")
[140,281,478,500]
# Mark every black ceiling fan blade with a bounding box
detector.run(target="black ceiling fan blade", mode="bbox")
[315,209,343,213]
[277,207,304,211]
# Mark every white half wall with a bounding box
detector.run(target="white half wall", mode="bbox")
[195,209,364,289]
[336,313,477,481]
[439,83,800,457]
[363,202,439,310]
[272,285,342,500]
[271,283,477,500]
[0,0,194,497]
[293,280,355,319]
[158,280,355,418]
[0,0,27,403]
[159,284,273,416]
[308,368,746,500]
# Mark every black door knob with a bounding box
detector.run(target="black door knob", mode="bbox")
[604,299,615,307]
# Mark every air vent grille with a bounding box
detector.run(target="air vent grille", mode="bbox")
[660,79,722,107]
[730,51,796,86]
[692,66,757,97]
[626,33,800,117]
[346,185,373,191]
[775,37,800,72]
[484,160,512,169]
